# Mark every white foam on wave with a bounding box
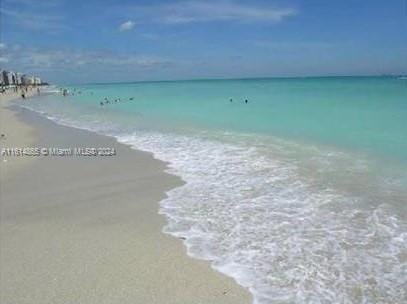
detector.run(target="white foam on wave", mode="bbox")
[18,102,407,304]
[118,131,407,304]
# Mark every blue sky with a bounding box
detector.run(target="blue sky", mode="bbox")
[0,0,406,83]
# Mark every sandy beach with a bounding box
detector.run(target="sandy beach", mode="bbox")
[0,90,38,177]
[0,93,251,304]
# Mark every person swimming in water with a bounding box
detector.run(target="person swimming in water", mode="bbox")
[245,99,248,104]
[230,98,233,102]
[100,101,104,106]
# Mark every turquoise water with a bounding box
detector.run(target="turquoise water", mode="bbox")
[69,76,407,160]
[22,77,407,303]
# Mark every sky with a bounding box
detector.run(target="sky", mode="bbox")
[0,0,406,84]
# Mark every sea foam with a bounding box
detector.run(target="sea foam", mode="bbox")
[118,131,407,304]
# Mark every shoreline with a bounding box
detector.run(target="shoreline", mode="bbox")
[0,93,252,303]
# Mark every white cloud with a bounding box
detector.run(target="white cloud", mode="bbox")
[162,1,296,24]
[1,45,170,72]
[119,20,136,31]
[1,46,171,83]
[126,1,297,24]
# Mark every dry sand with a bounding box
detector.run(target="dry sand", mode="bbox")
[0,90,38,177]
[0,93,252,303]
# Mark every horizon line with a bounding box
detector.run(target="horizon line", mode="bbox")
[62,73,406,86]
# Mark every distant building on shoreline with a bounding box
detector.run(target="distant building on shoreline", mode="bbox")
[16,72,23,85]
[1,70,15,85]
[21,75,34,85]
[0,70,45,87]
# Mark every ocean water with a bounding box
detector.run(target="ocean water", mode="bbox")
[21,77,407,303]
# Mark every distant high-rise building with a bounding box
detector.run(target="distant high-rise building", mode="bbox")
[16,72,23,85]
[21,75,34,85]
[0,70,4,86]
[11,72,16,85]
[1,72,44,86]
[2,70,15,85]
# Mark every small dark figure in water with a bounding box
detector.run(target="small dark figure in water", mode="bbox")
[129,97,134,101]
[114,99,118,103]
[100,101,104,106]
[21,93,25,99]
[230,98,233,102]
[245,99,248,104]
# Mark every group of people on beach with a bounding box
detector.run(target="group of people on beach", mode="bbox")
[20,86,40,99]
[0,84,41,99]
[58,87,251,106]
[230,98,249,103]
[61,87,85,97]
[59,87,135,107]
[100,96,134,106]
[64,89,78,96]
